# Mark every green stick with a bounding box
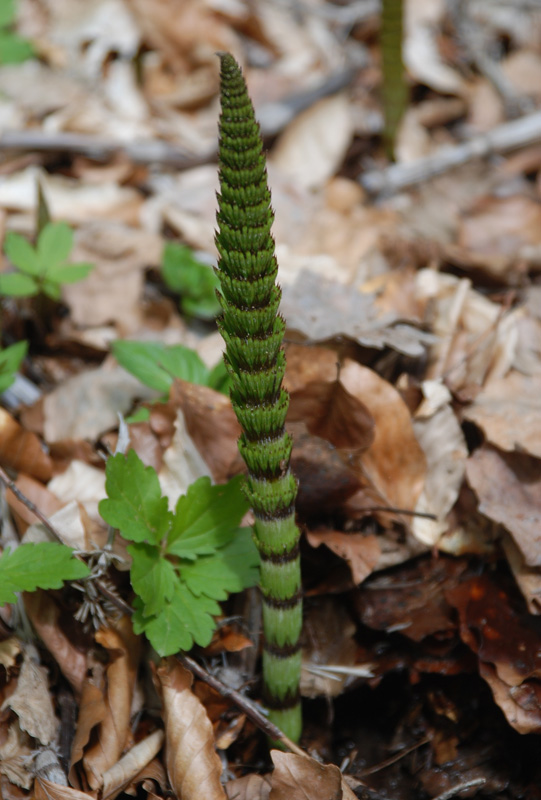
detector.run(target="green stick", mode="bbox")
[214,53,302,742]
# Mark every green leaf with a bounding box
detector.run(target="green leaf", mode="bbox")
[126,407,151,424]
[0,272,38,297]
[128,542,177,617]
[4,232,40,275]
[180,528,259,600]
[112,340,209,394]
[166,476,249,558]
[207,359,231,394]
[0,543,90,605]
[162,243,220,320]
[132,583,220,656]
[46,262,93,283]
[99,450,172,545]
[37,222,73,269]
[0,340,28,393]
[0,0,16,27]
[41,279,62,300]
[0,31,34,64]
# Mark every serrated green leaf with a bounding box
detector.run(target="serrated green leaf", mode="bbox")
[0,543,90,605]
[166,475,249,558]
[99,450,171,545]
[0,340,28,393]
[46,262,93,283]
[0,32,34,64]
[180,528,259,600]
[0,272,38,296]
[4,232,40,275]
[37,222,73,269]
[162,243,220,320]
[132,583,220,656]
[112,340,209,394]
[128,542,177,617]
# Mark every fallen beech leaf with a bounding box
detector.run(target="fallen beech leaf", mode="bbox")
[466,446,541,567]
[101,729,164,800]
[83,621,140,790]
[0,407,52,482]
[23,590,87,696]
[6,473,63,532]
[463,372,541,459]
[289,379,374,451]
[35,778,94,800]
[306,530,380,585]
[447,575,541,733]
[225,773,271,800]
[0,645,58,745]
[269,751,342,800]
[0,721,33,788]
[69,661,108,787]
[155,658,226,800]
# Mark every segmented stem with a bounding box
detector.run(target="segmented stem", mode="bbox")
[215,53,302,742]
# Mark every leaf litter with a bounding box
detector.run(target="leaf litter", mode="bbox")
[2,0,541,798]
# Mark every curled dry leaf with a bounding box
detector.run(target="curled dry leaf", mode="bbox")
[269,751,356,800]
[0,646,58,746]
[101,729,164,800]
[466,445,541,567]
[82,621,141,790]
[289,379,375,452]
[155,658,226,800]
[463,371,541,459]
[0,407,52,482]
[23,590,87,696]
[306,529,380,586]
[35,778,95,800]
[447,575,541,734]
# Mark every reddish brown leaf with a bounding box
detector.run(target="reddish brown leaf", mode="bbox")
[306,529,380,585]
[0,408,52,482]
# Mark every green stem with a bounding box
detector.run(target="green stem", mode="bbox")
[381,0,408,160]
[214,53,302,742]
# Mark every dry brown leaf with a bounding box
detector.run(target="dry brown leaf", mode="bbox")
[0,408,52,482]
[271,93,353,192]
[35,778,96,800]
[169,380,241,483]
[0,646,58,745]
[459,195,541,258]
[6,474,63,533]
[0,720,33,789]
[289,379,374,452]
[225,773,271,800]
[158,409,212,508]
[82,622,140,790]
[463,371,541,459]
[155,658,226,800]
[69,661,108,787]
[466,445,541,567]
[306,530,380,586]
[101,729,164,800]
[23,590,87,696]
[268,751,342,800]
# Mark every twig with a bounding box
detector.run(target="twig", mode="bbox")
[360,110,541,195]
[0,464,64,543]
[177,654,306,756]
[358,735,430,777]
[432,777,486,800]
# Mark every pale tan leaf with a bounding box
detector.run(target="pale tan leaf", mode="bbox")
[226,773,271,800]
[102,729,164,800]
[0,645,58,745]
[156,658,226,800]
[269,751,341,800]
[0,721,33,788]
[35,777,96,800]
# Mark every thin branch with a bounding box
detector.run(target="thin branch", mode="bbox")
[361,110,541,195]
[432,777,486,800]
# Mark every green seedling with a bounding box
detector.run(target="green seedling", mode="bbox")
[0,222,93,301]
[0,339,27,393]
[0,542,90,605]
[99,450,260,657]
[214,54,303,741]
[112,339,230,397]
[0,0,34,64]
[162,242,221,320]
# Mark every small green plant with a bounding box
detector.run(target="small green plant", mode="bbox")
[162,242,221,320]
[0,222,93,301]
[112,339,230,396]
[99,450,260,657]
[0,339,27,393]
[381,0,408,159]
[215,54,303,741]
[0,0,34,64]
[0,542,90,605]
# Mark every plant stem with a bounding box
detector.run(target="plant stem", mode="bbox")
[214,53,302,742]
